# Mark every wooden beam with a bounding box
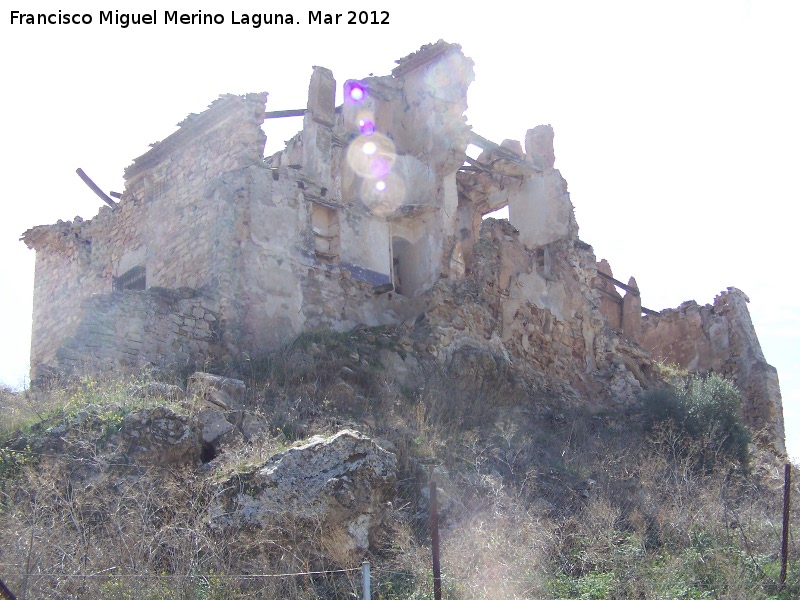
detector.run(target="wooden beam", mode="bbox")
[596,270,639,296]
[76,168,116,208]
[263,109,306,119]
[462,156,493,174]
[595,271,658,314]
[468,131,540,172]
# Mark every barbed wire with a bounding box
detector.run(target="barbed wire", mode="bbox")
[0,567,361,580]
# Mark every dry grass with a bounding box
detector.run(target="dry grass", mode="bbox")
[1,329,798,598]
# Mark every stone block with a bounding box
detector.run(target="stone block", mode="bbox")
[197,408,235,444]
[188,372,246,410]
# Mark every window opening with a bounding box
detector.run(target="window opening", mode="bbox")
[391,237,414,296]
[311,203,340,262]
[482,205,509,220]
[113,265,146,291]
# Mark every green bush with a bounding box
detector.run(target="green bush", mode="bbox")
[642,373,751,471]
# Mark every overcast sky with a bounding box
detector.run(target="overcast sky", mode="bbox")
[2,0,798,456]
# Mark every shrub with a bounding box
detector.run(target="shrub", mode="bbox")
[642,373,751,472]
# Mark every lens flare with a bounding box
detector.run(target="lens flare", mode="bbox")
[359,118,375,136]
[355,110,376,136]
[369,157,391,178]
[344,80,366,104]
[346,133,396,179]
[346,131,403,217]
[360,172,405,218]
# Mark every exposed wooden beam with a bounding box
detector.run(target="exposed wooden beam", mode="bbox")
[263,109,306,119]
[468,131,540,172]
[76,168,116,208]
[595,270,659,315]
[596,270,639,296]
[462,156,493,174]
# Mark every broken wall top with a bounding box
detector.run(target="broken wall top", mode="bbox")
[391,40,467,77]
[343,40,475,175]
[124,93,268,182]
[22,216,91,252]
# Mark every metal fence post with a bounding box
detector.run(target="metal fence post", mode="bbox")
[362,560,370,600]
[430,479,441,600]
[0,577,18,600]
[781,463,791,590]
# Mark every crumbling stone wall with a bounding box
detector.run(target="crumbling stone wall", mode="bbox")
[640,288,785,453]
[595,259,624,329]
[24,219,102,370]
[121,93,267,295]
[24,42,474,374]
[236,41,475,352]
[423,218,654,408]
[53,287,222,374]
[594,259,642,342]
[24,95,267,374]
[22,41,785,453]
[235,162,415,353]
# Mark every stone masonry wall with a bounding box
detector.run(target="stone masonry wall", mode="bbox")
[122,93,267,293]
[24,94,267,373]
[25,220,104,371]
[425,219,654,407]
[235,162,419,354]
[54,287,222,374]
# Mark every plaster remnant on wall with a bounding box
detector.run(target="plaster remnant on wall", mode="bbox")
[22,40,785,454]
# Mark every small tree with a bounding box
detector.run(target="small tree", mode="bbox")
[642,373,751,472]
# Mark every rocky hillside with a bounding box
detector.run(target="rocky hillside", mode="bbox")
[0,324,798,599]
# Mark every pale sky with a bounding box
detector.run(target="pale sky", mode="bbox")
[2,1,798,455]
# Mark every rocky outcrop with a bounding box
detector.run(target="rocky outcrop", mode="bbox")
[210,429,397,558]
[117,407,201,466]
[109,374,254,466]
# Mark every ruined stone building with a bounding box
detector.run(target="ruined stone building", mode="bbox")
[22,41,785,452]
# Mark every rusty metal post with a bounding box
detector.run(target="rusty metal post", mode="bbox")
[430,479,442,600]
[781,463,791,590]
[0,577,17,600]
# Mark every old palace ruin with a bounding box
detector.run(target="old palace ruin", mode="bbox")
[23,41,785,452]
